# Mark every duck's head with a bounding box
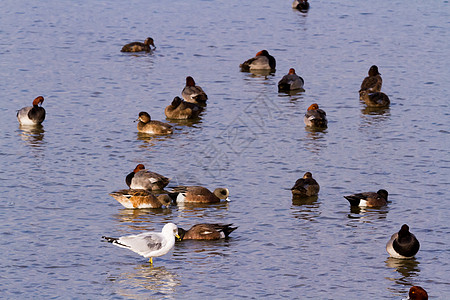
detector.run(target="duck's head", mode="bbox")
[369,65,380,76]
[186,76,196,86]
[137,111,151,123]
[171,96,182,107]
[303,172,312,179]
[376,189,388,199]
[288,68,296,75]
[307,103,319,111]
[144,37,155,48]
[133,164,146,173]
[409,286,428,300]
[32,96,45,106]
[256,50,270,57]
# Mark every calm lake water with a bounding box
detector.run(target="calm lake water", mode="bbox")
[1,0,449,298]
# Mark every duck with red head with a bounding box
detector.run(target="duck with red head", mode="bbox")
[278,68,304,92]
[304,103,327,128]
[181,76,208,105]
[126,164,170,191]
[121,37,156,52]
[17,96,46,126]
[408,286,428,300]
[240,50,276,71]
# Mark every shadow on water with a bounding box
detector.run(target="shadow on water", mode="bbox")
[304,126,327,154]
[110,265,180,299]
[385,257,421,287]
[18,124,45,147]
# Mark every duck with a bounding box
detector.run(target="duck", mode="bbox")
[291,172,320,197]
[181,76,208,105]
[170,186,230,204]
[278,68,304,92]
[359,90,390,107]
[240,50,276,71]
[386,224,420,259]
[292,0,310,11]
[344,189,388,207]
[408,286,428,300]
[359,65,382,97]
[102,223,179,265]
[121,37,155,52]
[136,111,173,135]
[17,96,46,125]
[177,223,238,240]
[126,164,170,191]
[165,96,203,119]
[304,103,328,128]
[109,189,171,209]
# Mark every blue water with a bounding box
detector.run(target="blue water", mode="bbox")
[1,0,449,298]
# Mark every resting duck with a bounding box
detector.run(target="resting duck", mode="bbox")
[177,223,238,240]
[291,172,320,197]
[126,164,170,191]
[386,224,420,259]
[165,96,203,119]
[121,37,155,52]
[344,189,388,207]
[240,50,276,71]
[408,286,428,300]
[359,65,382,97]
[304,103,328,128]
[17,96,46,125]
[181,76,208,105]
[109,189,171,209]
[136,111,173,135]
[292,0,310,11]
[359,90,390,107]
[278,68,304,92]
[170,186,229,204]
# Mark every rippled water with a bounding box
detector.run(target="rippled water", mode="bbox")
[1,0,449,298]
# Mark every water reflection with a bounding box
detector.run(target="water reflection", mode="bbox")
[304,127,327,154]
[113,265,180,299]
[165,117,203,128]
[347,206,389,223]
[291,195,321,222]
[385,257,420,286]
[18,124,45,147]
[113,207,173,231]
[277,88,306,99]
[136,132,174,148]
[241,69,276,77]
[361,106,391,116]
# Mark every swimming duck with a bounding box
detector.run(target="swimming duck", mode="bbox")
[291,172,320,197]
[278,68,304,92]
[177,223,238,240]
[136,111,173,135]
[121,37,155,52]
[170,186,230,204]
[240,50,276,71]
[102,223,179,264]
[359,65,382,97]
[304,103,328,128]
[408,286,428,300]
[17,96,46,125]
[181,76,208,105]
[292,0,310,11]
[386,224,420,259]
[359,90,390,107]
[165,96,203,119]
[344,189,388,207]
[126,164,170,191]
[109,189,171,209]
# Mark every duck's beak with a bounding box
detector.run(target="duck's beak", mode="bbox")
[175,234,181,242]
